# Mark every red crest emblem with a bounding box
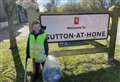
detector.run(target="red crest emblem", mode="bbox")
[74,17,79,25]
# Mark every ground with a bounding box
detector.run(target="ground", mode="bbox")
[0,38,120,82]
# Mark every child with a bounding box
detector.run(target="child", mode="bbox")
[26,20,49,82]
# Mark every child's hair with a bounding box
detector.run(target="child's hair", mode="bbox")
[31,20,40,27]
[31,20,46,30]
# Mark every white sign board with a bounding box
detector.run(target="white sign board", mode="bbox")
[41,14,109,42]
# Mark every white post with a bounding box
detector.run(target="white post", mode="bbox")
[116,21,120,45]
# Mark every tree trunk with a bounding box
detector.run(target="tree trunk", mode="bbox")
[7,7,18,49]
[2,0,18,49]
[8,19,17,49]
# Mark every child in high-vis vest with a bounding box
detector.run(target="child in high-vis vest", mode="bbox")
[26,20,49,82]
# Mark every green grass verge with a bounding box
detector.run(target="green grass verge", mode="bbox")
[0,38,120,82]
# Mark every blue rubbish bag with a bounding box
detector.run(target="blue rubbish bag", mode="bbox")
[43,55,62,82]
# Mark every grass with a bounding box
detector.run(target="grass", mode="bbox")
[0,38,120,82]
[0,15,119,82]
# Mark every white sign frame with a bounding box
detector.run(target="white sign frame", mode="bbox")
[40,13,110,42]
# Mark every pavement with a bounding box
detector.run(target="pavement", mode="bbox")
[16,24,29,38]
[0,23,29,41]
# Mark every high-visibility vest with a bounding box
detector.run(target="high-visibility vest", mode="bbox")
[29,33,47,62]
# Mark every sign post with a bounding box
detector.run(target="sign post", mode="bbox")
[40,12,118,64]
[108,6,119,64]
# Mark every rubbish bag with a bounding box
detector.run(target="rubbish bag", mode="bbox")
[43,55,62,82]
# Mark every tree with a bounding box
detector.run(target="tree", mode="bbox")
[56,0,107,13]
[16,0,40,32]
[60,3,82,13]
[44,0,60,13]
[2,0,18,49]
[78,0,107,12]
[111,0,120,6]
[2,1,25,82]
[79,0,120,11]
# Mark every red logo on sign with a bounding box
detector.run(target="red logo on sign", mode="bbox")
[74,17,79,25]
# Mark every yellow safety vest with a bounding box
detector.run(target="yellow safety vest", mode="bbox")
[29,33,47,62]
